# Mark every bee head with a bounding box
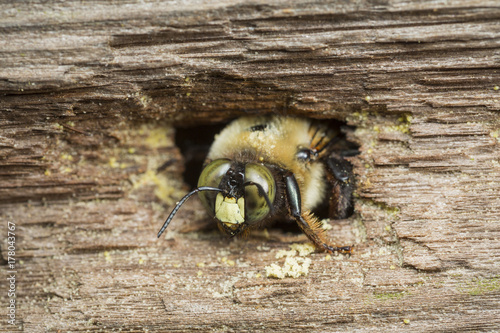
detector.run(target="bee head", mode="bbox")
[197,159,276,236]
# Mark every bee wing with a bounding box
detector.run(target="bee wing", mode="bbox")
[308,123,338,159]
[326,153,354,219]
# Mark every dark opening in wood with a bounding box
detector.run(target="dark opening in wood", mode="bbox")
[174,116,359,226]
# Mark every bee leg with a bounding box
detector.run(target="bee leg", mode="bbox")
[326,153,354,219]
[298,211,352,255]
[285,173,352,255]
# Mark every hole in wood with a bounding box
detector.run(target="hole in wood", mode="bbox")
[174,116,359,231]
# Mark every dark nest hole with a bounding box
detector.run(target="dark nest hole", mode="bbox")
[174,116,359,233]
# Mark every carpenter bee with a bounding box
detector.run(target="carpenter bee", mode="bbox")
[158,116,355,254]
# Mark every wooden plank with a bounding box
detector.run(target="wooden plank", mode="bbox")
[1,0,499,331]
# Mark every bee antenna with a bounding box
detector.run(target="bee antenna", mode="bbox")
[243,181,275,214]
[157,186,223,238]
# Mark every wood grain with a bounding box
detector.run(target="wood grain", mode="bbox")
[1,0,499,331]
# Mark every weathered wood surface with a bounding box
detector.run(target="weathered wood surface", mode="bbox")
[1,0,500,331]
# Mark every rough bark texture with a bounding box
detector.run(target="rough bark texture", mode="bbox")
[1,0,500,332]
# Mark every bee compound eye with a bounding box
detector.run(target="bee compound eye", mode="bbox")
[197,159,231,216]
[244,164,276,223]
